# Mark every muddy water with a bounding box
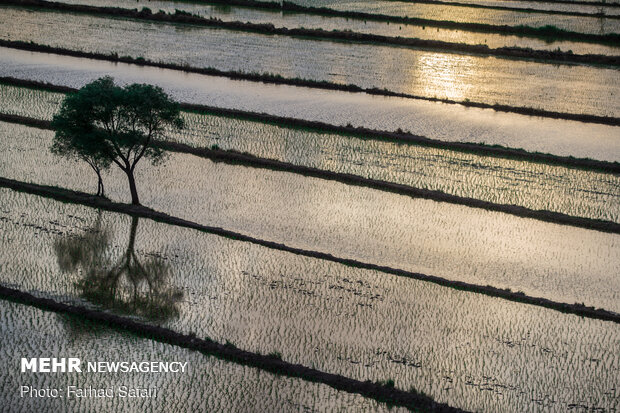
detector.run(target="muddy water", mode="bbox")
[1,8,619,117]
[0,83,64,120]
[0,189,618,412]
[1,48,619,162]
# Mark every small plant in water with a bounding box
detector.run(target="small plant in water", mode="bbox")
[377,378,395,388]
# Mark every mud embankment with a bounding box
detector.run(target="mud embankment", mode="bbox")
[168,0,620,44]
[3,0,619,67]
[2,111,619,234]
[373,0,620,18]
[390,0,620,9]
[0,80,618,174]
[1,41,619,127]
[0,285,464,412]
[1,177,619,324]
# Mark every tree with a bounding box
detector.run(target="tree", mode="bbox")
[51,77,183,205]
[51,105,112,198]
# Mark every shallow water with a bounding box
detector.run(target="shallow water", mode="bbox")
[1,85,619,223]
[1,122,619,311]
[61,0,620,16]
[56,0,620,55]
[439,0,620,15]
[0,83,64,120]
[291,0,620,7]
[0,189,618,412]
[282,0,620,34]
[2,48,619,162]
[1,8,619,117]
[0,300,394,412]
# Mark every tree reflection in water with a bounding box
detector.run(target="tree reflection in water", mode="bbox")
[54,214,183,322]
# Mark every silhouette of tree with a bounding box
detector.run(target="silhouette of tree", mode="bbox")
[51,77,183,205]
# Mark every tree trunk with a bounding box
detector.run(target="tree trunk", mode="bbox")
[125,170,140,205]
[96,171,105,198]
[86,161,105,198]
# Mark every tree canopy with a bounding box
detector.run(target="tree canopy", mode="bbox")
[51,77,183,205]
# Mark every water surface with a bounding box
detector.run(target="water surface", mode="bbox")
[436,0,620,14]
[1,122,619,311]
[1,84,618,222]
[0,300,392,412]
[1,7,619,117]
[57,0,620,55]
[0,189,618,413]
[1,47,619,161]
[280,0,620,34]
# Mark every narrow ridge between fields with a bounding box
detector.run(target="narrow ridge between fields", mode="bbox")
[1,43,619,127]
[389,0,620,8]
[3,0,619,67]
[2,112,619,233]
[364,0,620,17]
[1,177,618,323]
[0,286,466,413]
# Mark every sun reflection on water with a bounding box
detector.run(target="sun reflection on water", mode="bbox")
[411,53,478,101]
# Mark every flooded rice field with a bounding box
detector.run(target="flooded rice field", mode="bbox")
[2,48,619,162]
[0,189,618,412]
[1,85,619,223]
[271,0,620,34]
[0,83,64,121]
[1,0,618,410]
[0,300,393,412]
[289,0,619,7]
[436,0,620,15]
[2,122,619,312]
[1,7,619,117]
[62,0,620,16]
[56,0,620,55]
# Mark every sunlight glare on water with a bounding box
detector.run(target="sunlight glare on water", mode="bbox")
[1,7,618,117]
[1,48,619,162]
[411,53,478,101]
